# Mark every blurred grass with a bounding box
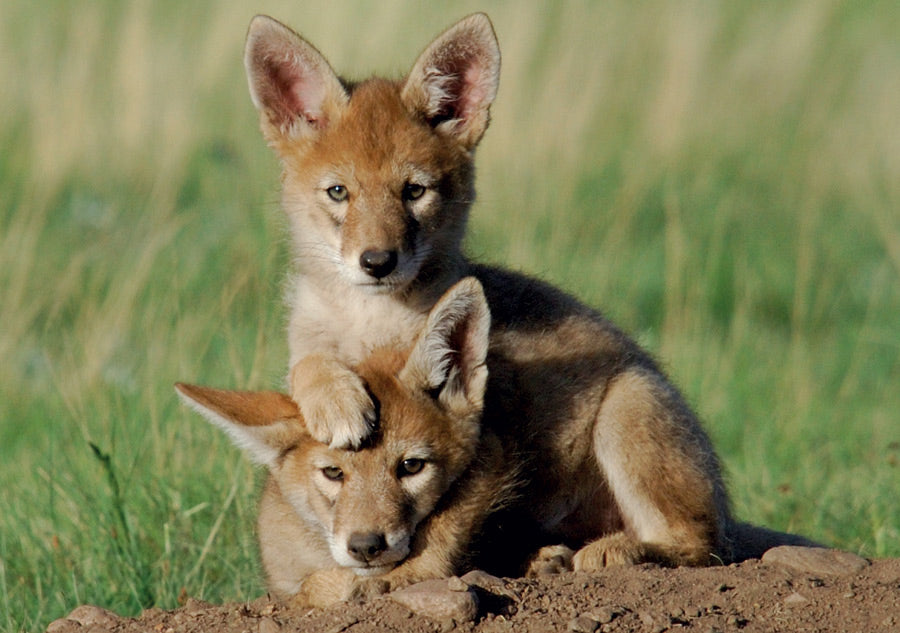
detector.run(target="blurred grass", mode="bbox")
[1,0,898,630]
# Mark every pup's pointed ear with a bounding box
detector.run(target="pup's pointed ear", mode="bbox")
[401,13,500,150]
[244,15,348,146]
[399,277,490,418]
[175,383,304,468]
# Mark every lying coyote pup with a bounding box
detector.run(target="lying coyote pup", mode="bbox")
[244,14,814,570]
[177,280,512,606]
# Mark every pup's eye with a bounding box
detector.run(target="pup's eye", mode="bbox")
[397,458,425,477]
[321,466,344,481]
[402,183,426,201]
[326,185,349,202]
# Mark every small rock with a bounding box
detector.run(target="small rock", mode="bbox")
[460,569,504,590]
[762,546,869,576]
[783,591,809,606]
[461,569,520,601]
[65,606,119,630]
[639,611,656,626]
[447,576,469,592]
[567,615,599,633]
[390,579,478,622]
[45,619,79,633]
[258,616,281,633]
[138,607,164,621]
[438,618,457,632]
[325,615,358,633]
[590,606,625,624]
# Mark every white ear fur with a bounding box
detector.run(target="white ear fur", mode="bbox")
[401,13,501,149]
[175,384,302,468]
[400,277,490,414]
[244,15,348,141]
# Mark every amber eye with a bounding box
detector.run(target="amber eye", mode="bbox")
[398,458,425,477]
[326,185,349,202]
[322,466,344,481]
[402,183,426,201]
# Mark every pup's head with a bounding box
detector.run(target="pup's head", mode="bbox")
[244,15,500,294]
[177,277,490,574]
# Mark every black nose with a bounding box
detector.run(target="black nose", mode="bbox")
[359,249,398,279]
[347,532,387,563]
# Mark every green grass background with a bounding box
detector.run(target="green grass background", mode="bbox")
[1,1,898,630]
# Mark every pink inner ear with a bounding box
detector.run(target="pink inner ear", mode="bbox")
[459,63,488,119]
[264,55,326,127]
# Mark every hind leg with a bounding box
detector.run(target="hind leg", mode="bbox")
[572,532,647,570]
[588,369,727,567]
[525,544,575,576]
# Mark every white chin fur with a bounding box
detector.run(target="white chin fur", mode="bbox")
[352,564,396,577]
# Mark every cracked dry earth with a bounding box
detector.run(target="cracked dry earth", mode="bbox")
[48,548,900,633]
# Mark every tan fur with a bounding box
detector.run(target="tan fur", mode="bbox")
[242,14,817,573]
[179,280,817,606]
[177,280,516,607]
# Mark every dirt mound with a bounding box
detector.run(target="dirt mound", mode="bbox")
[47,551,899,633]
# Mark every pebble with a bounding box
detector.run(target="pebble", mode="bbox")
[685,606,702,618]
[325,615,359,633]
[45,620,78,633]
[390,579,479,622]
[67,606,119,629]
[258,616,281,633]
[46,606,120,633]
[783,591,809,606]
[590,606,625,624]
[461,569,520,601]
[567,615,599,633]
[762,546,869,576]
[460,569,504,587]
[447,576,469,592]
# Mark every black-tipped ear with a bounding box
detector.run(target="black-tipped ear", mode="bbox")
[175,383,304,467]
[244,15,348,145]
[399,277,490,417]
[401,13,500,150]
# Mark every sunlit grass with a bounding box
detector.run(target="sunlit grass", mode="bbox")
[1,1,898,631]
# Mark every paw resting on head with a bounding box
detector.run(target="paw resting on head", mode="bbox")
[290,355,376,449]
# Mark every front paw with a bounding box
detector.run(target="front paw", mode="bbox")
[348,577,391,602]
[291,568,359,608]
[290,356,376,449]
[291,570,390,608]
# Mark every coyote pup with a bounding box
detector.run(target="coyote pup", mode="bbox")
[244,14,811,568]
[177,279,513,606]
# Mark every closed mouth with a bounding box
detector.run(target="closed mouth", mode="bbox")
[351,562,397,577]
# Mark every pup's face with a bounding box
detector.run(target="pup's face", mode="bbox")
[274,351,480,573]
[244,14,500,294]
[278,80,475,295]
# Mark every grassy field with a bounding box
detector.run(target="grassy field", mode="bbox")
[1,1,898,630]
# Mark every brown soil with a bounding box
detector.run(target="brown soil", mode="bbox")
[48,556,900,633]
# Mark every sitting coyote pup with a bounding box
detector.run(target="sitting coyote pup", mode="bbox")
[244,14,811,568]
[177,280,514,606]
